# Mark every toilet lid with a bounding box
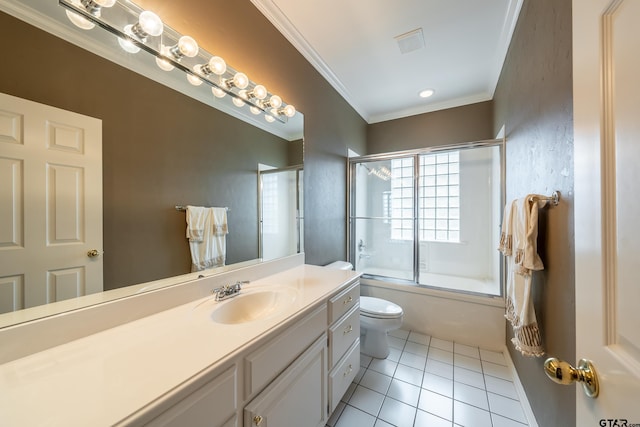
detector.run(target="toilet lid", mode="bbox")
[360,296,403,318]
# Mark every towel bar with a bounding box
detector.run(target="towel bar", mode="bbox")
[532,191,560,206]
[175,205,230,212]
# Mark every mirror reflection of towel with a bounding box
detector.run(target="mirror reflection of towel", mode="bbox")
[185,206,228,271]
[186,206,207,242]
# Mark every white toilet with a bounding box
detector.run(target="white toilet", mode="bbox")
[359,296,403,359]
[325,261,404,359]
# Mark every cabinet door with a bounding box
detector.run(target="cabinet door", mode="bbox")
[145,366,236,427]
[244,335,327,427]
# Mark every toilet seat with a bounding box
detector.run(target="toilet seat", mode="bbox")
[360,296,403,319]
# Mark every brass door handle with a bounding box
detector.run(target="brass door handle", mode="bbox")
[543,357,599,398]
[253,415,263,426]
[87,249,102,258]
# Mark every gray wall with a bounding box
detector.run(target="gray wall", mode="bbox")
[493,0,575,426]
[367,101,494,154]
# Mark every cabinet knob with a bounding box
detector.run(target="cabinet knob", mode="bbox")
[343,364,353,377]
[343,325,353,335]
[343,296,353,305]
[253,415,264,426]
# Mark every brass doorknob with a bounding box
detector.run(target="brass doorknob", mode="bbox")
[543,357,599,398]
[87,249,101,258]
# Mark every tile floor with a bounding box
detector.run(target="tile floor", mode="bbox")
[327,329,529,427]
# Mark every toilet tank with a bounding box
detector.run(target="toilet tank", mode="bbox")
[325,261,354,270]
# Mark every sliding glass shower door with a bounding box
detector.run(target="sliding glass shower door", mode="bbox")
[349,141,503,296]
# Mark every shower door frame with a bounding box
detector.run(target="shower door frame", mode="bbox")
[347,138,506,297]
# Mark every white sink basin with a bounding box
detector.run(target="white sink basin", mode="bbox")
[209,288,298,324]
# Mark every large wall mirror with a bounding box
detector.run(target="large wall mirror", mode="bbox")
[0,0,303,328]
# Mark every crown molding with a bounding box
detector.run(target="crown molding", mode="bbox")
[250,0,369,122]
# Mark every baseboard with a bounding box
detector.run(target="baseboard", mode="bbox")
[502,346,539,427]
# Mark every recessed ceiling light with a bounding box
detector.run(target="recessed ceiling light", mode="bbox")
[419,89,435,98]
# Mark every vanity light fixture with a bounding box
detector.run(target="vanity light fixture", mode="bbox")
[59,0,296,123]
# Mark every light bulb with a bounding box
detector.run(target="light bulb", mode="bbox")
[250,106,261,115]
[282,104,296,118]
[155,45,174,71]
[233,72,249,89]
[118,35,140,53]
[156,56,174,71]
[187,71,203,86]
[93,0,116,7]
[268,95,282,109]
[171,36,198,58]
[238,90,248,100]
[66,9,95,29]
[265,115,276,123]
[232,96,246,107]
[66,0,95,29]
[247,84,267,100]
[199,56,226,77]
[208,57,226,75]
[131,10,163,39]
[78,0,115,16]
[211,87,226,98]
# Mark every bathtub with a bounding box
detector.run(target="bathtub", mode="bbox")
[359,269,506,350]
[360,267,501,296]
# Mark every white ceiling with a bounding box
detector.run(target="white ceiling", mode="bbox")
[252,0,523,123]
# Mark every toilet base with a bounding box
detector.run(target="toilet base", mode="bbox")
[361,330,391,359]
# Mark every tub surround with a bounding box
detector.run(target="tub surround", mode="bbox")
[361,279,506,351]
[0,262,360,426]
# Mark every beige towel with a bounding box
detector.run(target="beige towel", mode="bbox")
[499,196,548,357]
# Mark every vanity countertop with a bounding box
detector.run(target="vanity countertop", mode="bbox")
[0,264,359,426]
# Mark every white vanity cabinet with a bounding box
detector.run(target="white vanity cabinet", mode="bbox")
[126,277,360,427]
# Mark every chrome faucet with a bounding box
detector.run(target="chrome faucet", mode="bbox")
[211,280,249,301]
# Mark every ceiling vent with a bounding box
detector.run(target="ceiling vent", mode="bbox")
[395,28,425,54]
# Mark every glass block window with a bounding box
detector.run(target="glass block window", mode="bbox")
[419,152,460,242]
[389,157,415,240]
[261,173,278,234]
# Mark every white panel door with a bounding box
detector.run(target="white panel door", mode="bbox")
[0,92,102,312]
[573,0,640,424]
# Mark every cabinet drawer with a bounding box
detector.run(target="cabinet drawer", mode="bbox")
[144,366,236,427]
[329,339,360,413]
[328,304,360,368]
[244,304,327,398]
[328,281,360,325]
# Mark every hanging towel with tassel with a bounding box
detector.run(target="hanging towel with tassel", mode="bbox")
[498,195,548,357]
[186,206,228,271]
